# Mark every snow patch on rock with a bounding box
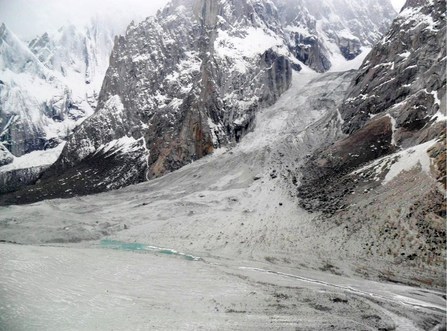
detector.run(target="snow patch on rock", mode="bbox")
[0,142,66,174]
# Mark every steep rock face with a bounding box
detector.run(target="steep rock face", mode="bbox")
[278,0,396,72]
[28,0,395,199]
[46,0,296,185]
[0,143,13,166]
[0,166,48,194]
[340,0,446,139]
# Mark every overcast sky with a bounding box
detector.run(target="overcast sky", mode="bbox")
[0,0,170,40]
[1,0,406,40]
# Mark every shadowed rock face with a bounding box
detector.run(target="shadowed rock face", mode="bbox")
[0,144,13,167]
[50,0,294,181]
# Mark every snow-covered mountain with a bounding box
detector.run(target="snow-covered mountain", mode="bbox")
[12,0,395,200]
[0,18,118,155]
[28,17,119,107]
[0,23,74,157]
[0,19,118,192]
[278,0,396,71]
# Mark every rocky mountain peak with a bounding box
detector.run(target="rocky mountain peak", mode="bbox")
[0,18,120,191]
[340,0,445,140]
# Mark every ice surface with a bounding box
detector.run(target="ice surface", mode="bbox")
[0,242,444,330]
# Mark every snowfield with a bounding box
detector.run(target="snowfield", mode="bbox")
[0,72,445,330]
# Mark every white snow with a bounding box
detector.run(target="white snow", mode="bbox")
[385,114,398,146]
[422,89,447,122]
[383,140,436,184]
[285,25,312,37]
[215,27,284,59]
[424,89,441,106]
[95,136,142,156]
[337,28,360,42]
[399,4,439,33]
[329,47,372,72]
[104,95,124,115]
[398,51,411,58]
[0,142,66,173]
[352,138,438,185]
[431,111,447,123]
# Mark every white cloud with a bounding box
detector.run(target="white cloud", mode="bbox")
[0,0,170,40]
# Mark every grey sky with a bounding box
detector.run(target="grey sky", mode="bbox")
[0,0,170,39]
[1,0,406,40]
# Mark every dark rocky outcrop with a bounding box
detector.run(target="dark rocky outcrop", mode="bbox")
[296,1,446,280]
[298,116,396,213]
[0,166,49,194]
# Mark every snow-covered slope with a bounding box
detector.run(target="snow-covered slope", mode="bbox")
[0,18,117,158]
[28,17,118,108]
[0,23,78,158]
[298,0,446,214]
[296,0,446,286]
[278,0,395,71]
